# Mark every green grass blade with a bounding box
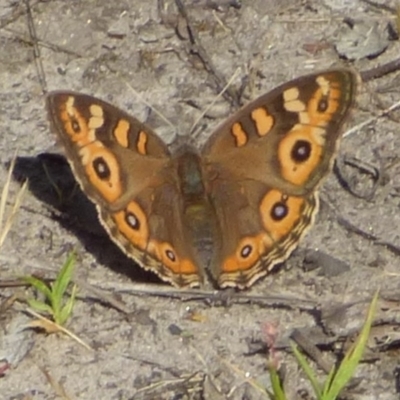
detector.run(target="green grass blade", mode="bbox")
[26,298,53,315]
[322,291,379,399]
[323,364,338,398]
[52,252,76,305]
[58,284,77,325]
[268,365,287,400]
[22,275,52,299]
[290,342,323,399]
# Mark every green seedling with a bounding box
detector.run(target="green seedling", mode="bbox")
[23,252,77,326]
[293,291,377,399]
[266,291,378,400]
[266,364,286,400]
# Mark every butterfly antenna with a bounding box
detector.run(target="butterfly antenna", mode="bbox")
[122,78,176,132]
[189,67,241,138]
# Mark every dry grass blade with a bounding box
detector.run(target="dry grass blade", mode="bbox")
[343,99,400,138]
[0,156,28,249]
[40,367,72,400]
[220,358,269,397]
[397,4,400,37]
[123,78,176,132]
[190,67,241,137]
[25,308,93,351]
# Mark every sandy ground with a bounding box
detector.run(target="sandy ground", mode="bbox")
[1,0,400,399]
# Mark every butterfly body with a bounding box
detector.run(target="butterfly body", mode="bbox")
[47,69,357,289]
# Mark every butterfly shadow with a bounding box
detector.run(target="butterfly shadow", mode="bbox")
[11,153,163,286]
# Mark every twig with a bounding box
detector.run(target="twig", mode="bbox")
[73,276,132,315]
[321,195,400,258]
[24,0,47,93]
[343,99,400,138]
[0,0,40,30]
[360,57,400,82]
[290,329,333,374]
[359,0,397,14]
[87,280,318,309]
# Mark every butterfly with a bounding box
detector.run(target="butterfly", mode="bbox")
[46,69,357,289]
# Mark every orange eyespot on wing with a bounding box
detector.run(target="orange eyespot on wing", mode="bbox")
[278,126,325,186]
[312,75,341,123]
[221,234,272,273]
[80,144,123,203]
[111,201,149,250]
[148,241,198,276]
[259,190,306,240]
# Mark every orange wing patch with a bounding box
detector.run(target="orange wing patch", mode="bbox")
[88,104,104,129]
[231,122,248,147]
[137,131,148,155]
[283,87,306,113]
[113,119,130,148]
[251,108,274,137]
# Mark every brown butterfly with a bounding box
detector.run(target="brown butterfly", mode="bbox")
[46,69,357,289]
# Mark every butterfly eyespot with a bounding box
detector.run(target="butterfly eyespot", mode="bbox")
[125,211,140,230]
[291,140,311,163]
[271,201,288,221]
[165,249,176,262]
[93,157,111,180]
[317,97,329,113]
[240,244,253,259]
[70,117,81,133]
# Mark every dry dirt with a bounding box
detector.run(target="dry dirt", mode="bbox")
[1,0,400,399]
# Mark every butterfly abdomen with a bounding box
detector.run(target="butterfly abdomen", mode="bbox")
[175,151,218,272]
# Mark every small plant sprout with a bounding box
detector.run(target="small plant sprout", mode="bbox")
[291,292,378,400]
[263,292,378,400]
[23,252,77,327]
